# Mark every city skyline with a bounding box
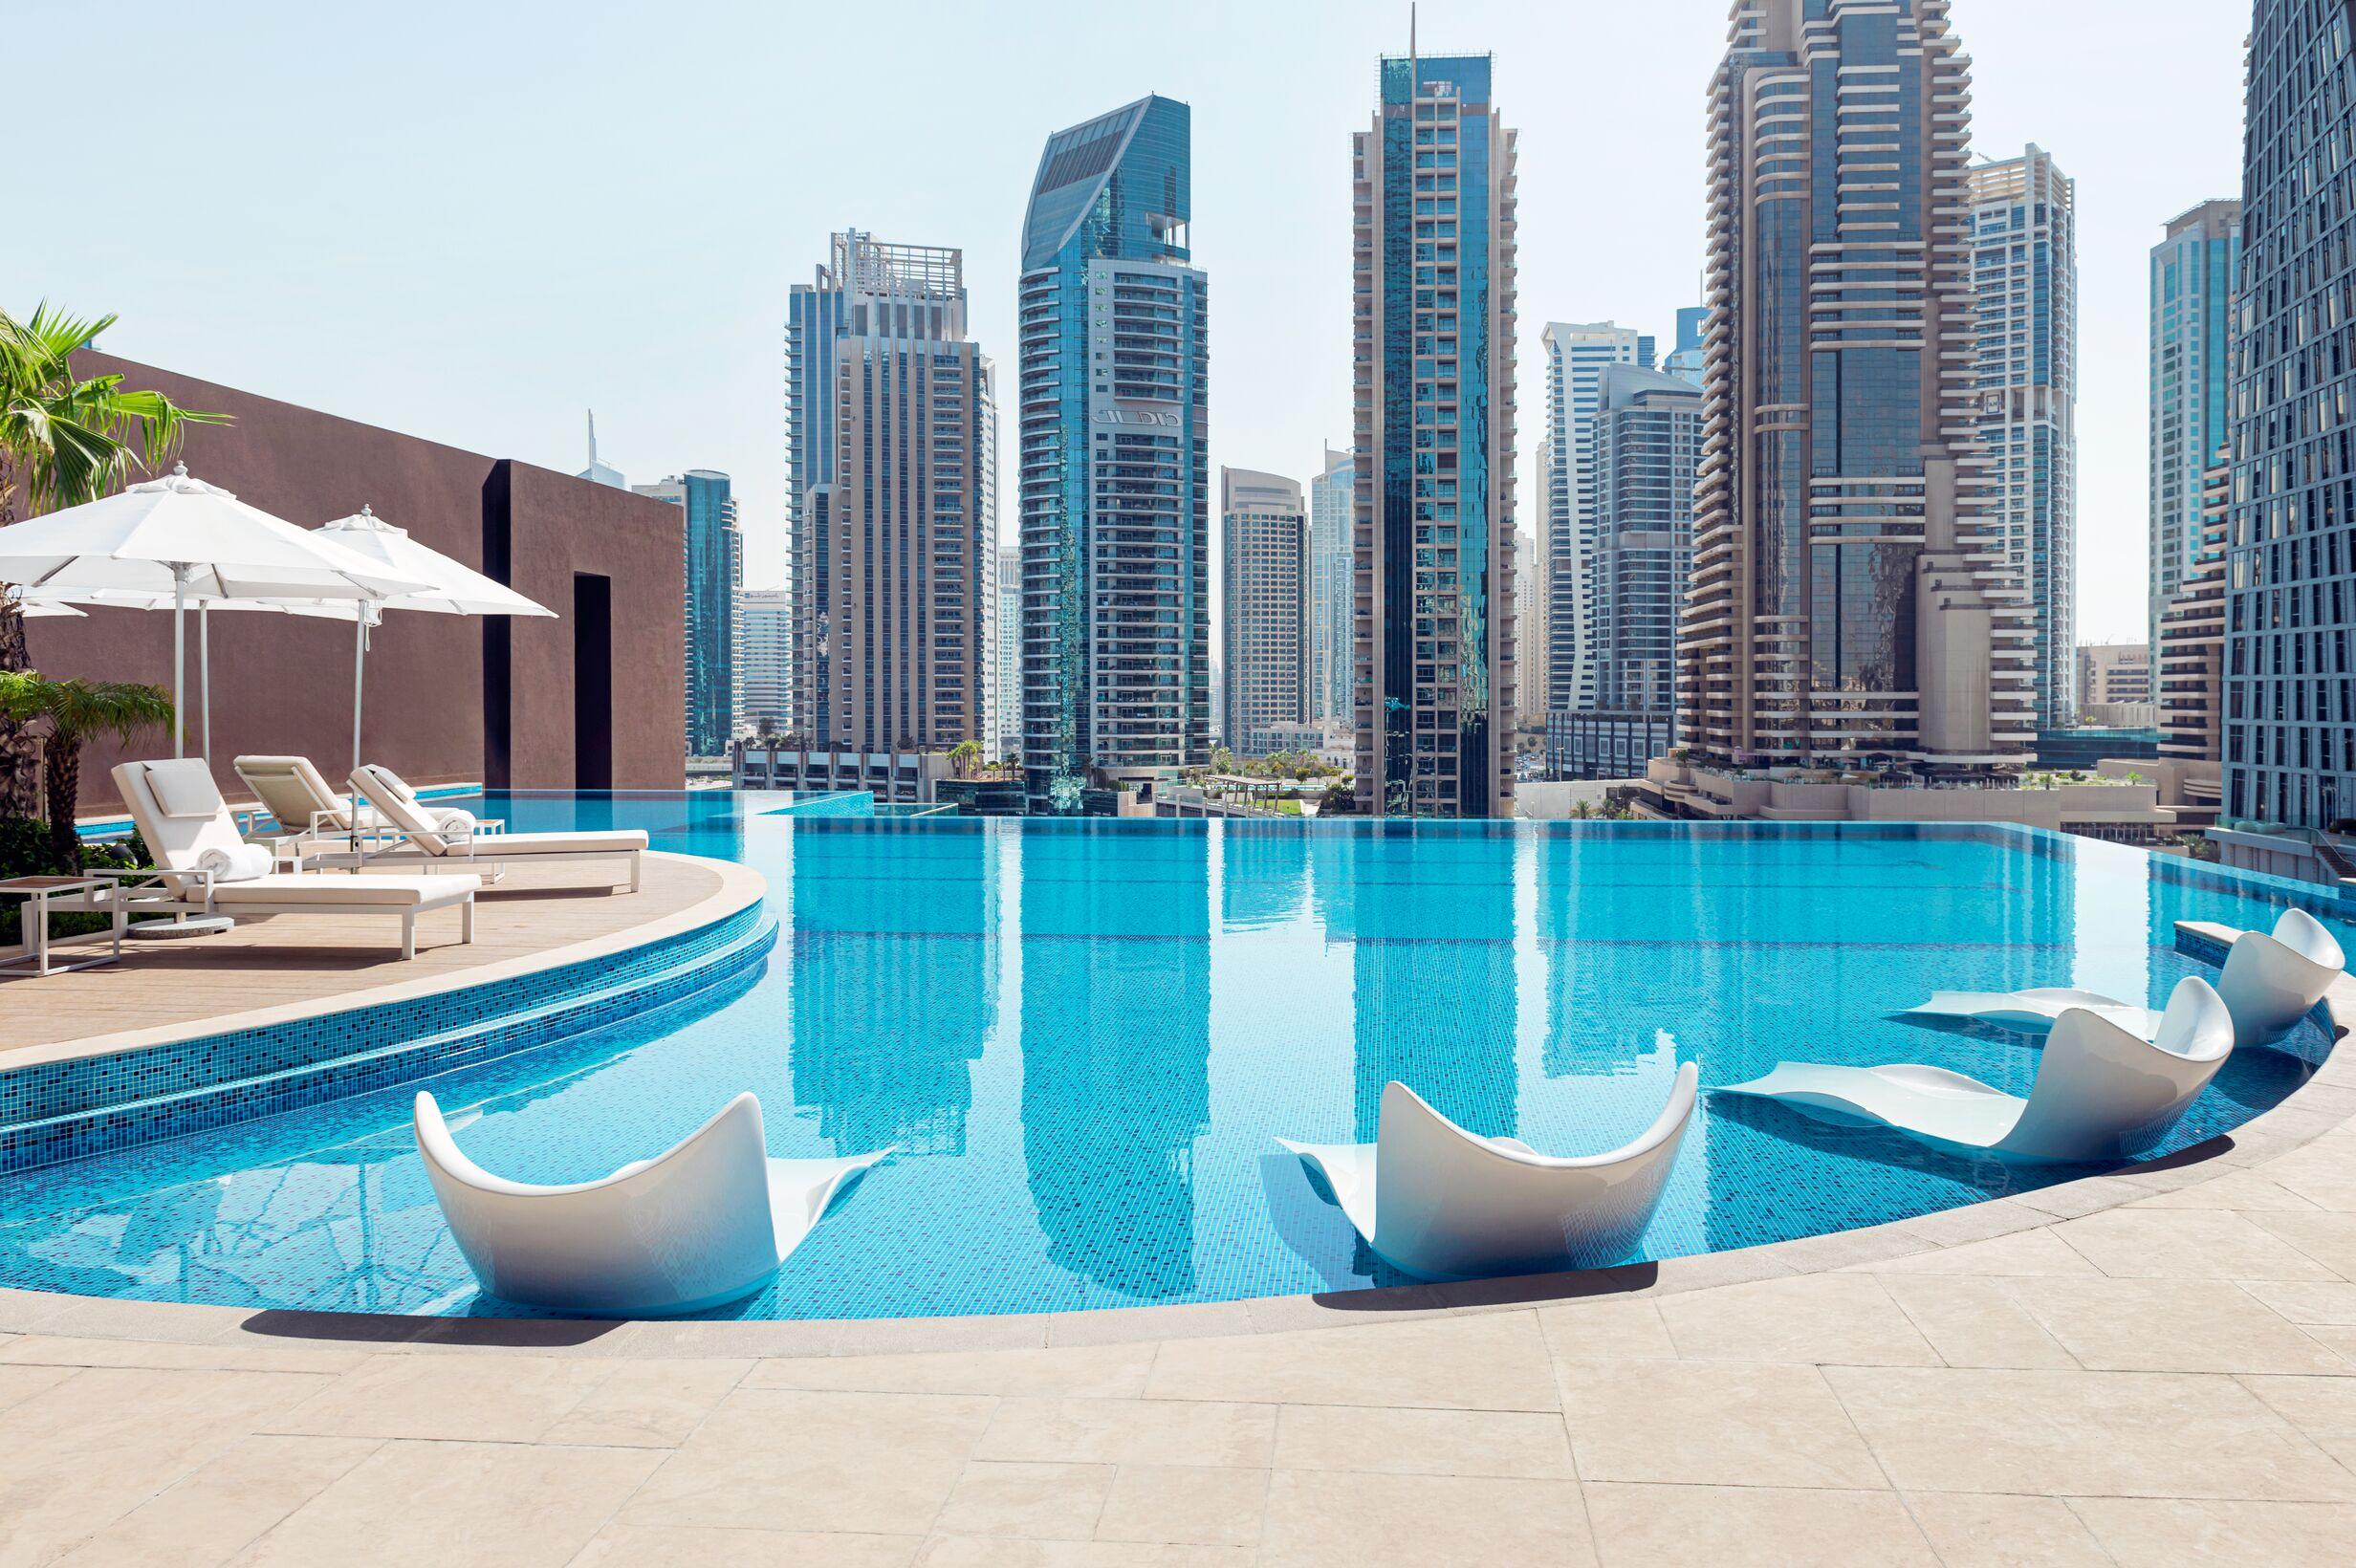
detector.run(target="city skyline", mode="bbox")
[2,0,2245,653]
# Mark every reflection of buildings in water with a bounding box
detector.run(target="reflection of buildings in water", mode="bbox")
[790,826,999,1157]
[1351,840,1517,1143]
[1019,830,1211,1297]
[1218,822,1313,930]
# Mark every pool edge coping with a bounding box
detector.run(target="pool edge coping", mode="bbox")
[0,917,2346,1359]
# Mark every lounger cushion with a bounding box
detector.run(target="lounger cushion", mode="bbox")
[233,755,353,832]
[144,759,227,818]
[209,872,480,908]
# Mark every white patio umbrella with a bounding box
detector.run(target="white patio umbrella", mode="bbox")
[284,505,555,773]
[0,466,428,759]
[3,591,85,619]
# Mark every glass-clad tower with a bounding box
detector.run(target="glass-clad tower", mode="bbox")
[1970,145,2079,730]
[1309,444,1355,734]
[2225,0,2356,828]
[1539,321,1650,719]
[631,469,739,756]
[1353,47,1518,817]
[1592,364,1704,721]
[2149,200,2241,682]
[1219,467,1310,755]
[1680,0,2032,770]
[1017,95,1211,813]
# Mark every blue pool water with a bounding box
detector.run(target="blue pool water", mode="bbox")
[0,799,2343,1319]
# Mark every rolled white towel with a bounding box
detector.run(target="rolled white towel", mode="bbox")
[195,843,274,883]
[431,809,478,835]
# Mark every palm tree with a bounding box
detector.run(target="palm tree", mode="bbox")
[0,671,176,868]
[948,739,982,779]
[1,304,223,816]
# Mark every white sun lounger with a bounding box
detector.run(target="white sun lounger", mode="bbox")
[1908,908,2344,1048]
[111,759,476,960]
[1276,1059,1698,1281]
[343,764,646,891]
[1723,975,2234,1165]
[232,753,357,837]
[414,1090,890,1316]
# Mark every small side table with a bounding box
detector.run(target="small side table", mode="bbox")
[0,876,125,976]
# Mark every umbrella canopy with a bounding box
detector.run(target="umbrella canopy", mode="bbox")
[4,592,84,619]
[0,466,432,758]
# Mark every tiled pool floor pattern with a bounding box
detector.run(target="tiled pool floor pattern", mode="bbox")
[0,812,2341,1322]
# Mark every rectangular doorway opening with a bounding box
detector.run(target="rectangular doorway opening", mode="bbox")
[574,572,613,788]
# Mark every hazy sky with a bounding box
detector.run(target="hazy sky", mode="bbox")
[8,0,2245,645]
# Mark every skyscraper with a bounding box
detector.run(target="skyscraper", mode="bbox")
[2157,446,2228,781]
[1970,145,2079,730]
[1308,443,1355,735]
[1681,0,2031,771]
[2226,0,2356,829]
[1664,307,1709,388]
[1590,364,1704,723]
[2149,200,2241,679]
[1539,321,1651,718]
[734,586,792,737]
[631,469,739,756]
[1353,44,1518,818]
[995,543,1021,762]
[1017,96,1211,813]
[577,410,626,490]
[1219,468,1310,756]
[785,229,996,753]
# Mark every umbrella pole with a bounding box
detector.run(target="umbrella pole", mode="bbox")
[172,573,186,761]
[353,612,366,775]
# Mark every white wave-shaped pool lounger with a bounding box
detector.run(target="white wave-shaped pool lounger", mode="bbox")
[1276,1056,1699,1281]
[414,1090,889,1316]
[1909,907,2345,1049]
[1724,976,2235,1165]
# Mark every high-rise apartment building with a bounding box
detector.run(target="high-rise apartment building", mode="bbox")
[734,586,792,737]
[784,229,997,753]
[1664,307,1709,388]
[995,544,1021,761]
[1539,321,1651,717]
[1308,443,1355,734]
[2226,0,2356,828]
[631,469,739,756]
[2158,448,2229,769]
[2077,642,2151,711]
[2149,201,2241,680]
[1514,529,1545,731]
[1353,45,1518,817]
[1588,364,1703,727]
[1681,0,2031,771]
[1971,145,2079,729]
[1219,468,1310,756]
[1017,96,1211,812]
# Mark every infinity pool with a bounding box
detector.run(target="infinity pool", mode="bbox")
[0,800,2342,1319]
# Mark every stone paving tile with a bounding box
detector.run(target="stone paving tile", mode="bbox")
[1145,1311,1558,1411]
[1581,1482,1938,1566]
[976,1397,1276,1468]
[1092,1465,1267,1547]
[2248,1209,2356,1278]
[1850,1229,2098,1277]
[1654,1274,1941,1366]
[2001,1276,2352,1374]
[1898,1492,2110,1567]
[2065,1496,2356,1565]
[2241,1372,2356,1440]
[747,1345,1156,1400]
[0,1360,77,1413]
[54,1433,381,1568]
[1535,1296,1677,1361]
[933,1462,1114,1542]
[622,1388,996,1535]
[0,1333,373,1376]
[229,1438,662,1567]
[914,1540,1254,1566]
[1271,1404,1574,1479]
[2239,1278,2356,1325]
[1876,1276,2079,1369]
[1555,1359,1886,1490]
[1824,1365,2356,1500]
[1258,1468,1595,1567]
[267,1351,618,1443]
[2128,1169,2325,1210]
[2045,1209,2344,1280]
[539,1359,752,1448]
[567,1524,924,1567]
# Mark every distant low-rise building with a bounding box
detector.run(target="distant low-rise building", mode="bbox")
[2078,642,2151,712]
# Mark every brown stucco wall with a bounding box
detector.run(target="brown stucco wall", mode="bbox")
[16,355,684,811]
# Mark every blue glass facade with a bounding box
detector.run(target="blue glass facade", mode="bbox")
[633,469,739,757]
[1353,52,1517,817]
[1017,96,1211,813]
[2149,201,2242,673]
[2226,0,2356,829]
